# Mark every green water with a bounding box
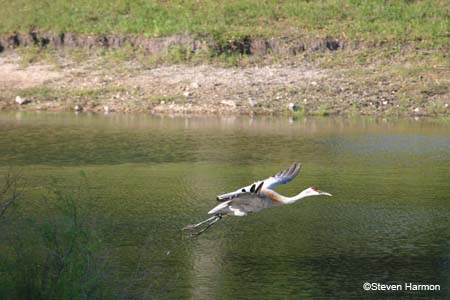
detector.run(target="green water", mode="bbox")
[0,112,449,299]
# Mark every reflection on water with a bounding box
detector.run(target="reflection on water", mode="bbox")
[0,112,449,299]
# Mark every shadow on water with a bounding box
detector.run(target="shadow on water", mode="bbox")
[0,112,449,299]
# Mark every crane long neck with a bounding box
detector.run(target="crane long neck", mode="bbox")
[263,188,310,205]
[284,189,310,204]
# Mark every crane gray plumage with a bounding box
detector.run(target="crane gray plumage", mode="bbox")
[183,162,331,237]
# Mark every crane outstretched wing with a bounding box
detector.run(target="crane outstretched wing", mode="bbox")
[209,181,265,215]
[216,162,301,201]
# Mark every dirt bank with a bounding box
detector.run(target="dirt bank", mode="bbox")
[0,33,448,117]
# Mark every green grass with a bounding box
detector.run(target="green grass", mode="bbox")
[0,0,448,48]
[315,104,331,116]
[17,86,115,99]
[17,46,59,67]
[19,86,57,99]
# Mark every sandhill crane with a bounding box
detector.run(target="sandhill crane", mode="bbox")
[183,162,332,237]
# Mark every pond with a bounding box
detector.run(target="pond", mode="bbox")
[0,112,449,299]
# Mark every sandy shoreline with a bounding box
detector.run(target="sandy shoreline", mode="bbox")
[1,50,448,117]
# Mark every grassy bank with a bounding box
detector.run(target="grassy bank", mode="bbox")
[0,1,448,117]
[1,0,449,47]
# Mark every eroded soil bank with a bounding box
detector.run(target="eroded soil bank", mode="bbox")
[0,32,342,55]
[0,32,448,117]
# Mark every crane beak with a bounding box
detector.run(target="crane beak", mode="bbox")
[319,191,332,196]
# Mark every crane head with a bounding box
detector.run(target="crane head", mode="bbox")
[308,186,332,197]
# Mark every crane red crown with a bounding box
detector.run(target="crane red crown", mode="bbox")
[311,185,318,191]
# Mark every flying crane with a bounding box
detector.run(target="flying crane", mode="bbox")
[183,162,332,237]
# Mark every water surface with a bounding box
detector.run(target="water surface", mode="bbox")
[0,112,449,299]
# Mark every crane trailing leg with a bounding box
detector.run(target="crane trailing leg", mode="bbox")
[182,214,223,237]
